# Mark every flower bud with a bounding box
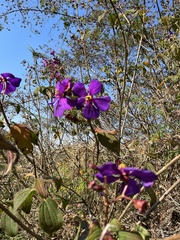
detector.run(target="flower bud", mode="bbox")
[89,163,97,170]
[133,199,148,213]
[88,180,104,192]
[35,178,48,198]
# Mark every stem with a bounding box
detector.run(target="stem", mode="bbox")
[0,100,11,129]
[108,0,129,156]
[103,176,109,226]
[88,120,100,165]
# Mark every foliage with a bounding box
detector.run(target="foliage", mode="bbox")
[0,0,180,239]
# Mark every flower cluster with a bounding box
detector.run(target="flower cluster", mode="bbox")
[51,79,111,119]
[0,73,21,94]
[42,51,64,81]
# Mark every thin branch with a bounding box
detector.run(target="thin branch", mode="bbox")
[88,120,100,165]
[108,0,129,156]
[156,154,180,176]
[120,35,143,138]
[0,7,77,19]
[118,154,180,221]
[137,178,180,224]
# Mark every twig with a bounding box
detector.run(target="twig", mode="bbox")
[99,223,110,240]
[88,120,100,165]
[156,154,180,176]
[137,178,180,224]
[118,154,180,221]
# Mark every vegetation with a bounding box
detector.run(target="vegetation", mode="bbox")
[0,0,179,239]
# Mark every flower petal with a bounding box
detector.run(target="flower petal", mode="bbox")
[54,98,74,117]
[5,83,16,94]
[56,79,71,94]
[123,168,157,188]
[95,162,120,184]
[89,80,102,95]
[95,173,120,184]
[93,96,111,111]
[8,77,21,87]
[73,82,87,97]
[42,59,48,67]
[1,73,15,78]
[76,97,85,109]
[120,178,140,196]
[83,105,100,119]
[97,162,120,175]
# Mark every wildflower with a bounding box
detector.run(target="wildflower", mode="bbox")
[53,57,60,65]
[95,162,157,196]
[53,79,75,117]
[50,50,55,55]
[55,72,62,81]
[73,79,111,119]
[0,73,21,94]
[42,58,48,67]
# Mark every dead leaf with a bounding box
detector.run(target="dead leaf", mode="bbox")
[3,151,15,176]
[10,124,38,154]
[95,128,117,135]
[0,133,18,153]
[0,133,20,174]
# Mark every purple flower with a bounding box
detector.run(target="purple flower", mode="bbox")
[73,80,111,119]
[50,50,55,55]
[42,58,48,67]
[53,79,75,117]
[0,73,21,94]
[53,57,60,65]
[95,162,157,196]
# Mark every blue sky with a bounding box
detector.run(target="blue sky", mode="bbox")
[0,13,63,81]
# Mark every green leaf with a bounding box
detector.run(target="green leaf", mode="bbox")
[109,218,121,232]
[40,0,46,8]
[108,13,118,26]
[86,222,101,240]
[60,196,70,210]
[134,225,151,240]
[33,87,40,96]
[146,163,156,173]
[98,10,108,23]
[74,220,89,240]
[39,198,63,236]
[15,104,21,114]
[1,207,18,237]
[13,188,36,213]
[97,132,119,153]
[145,187,157,206]
[118,231,143,240]
[53,177,63,192]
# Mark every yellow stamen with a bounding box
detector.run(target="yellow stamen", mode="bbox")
[85,95,92,101]
[119,163,126,168]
